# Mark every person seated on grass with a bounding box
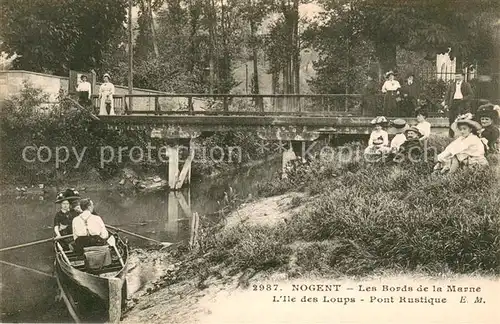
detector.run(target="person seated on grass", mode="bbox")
[72,198,109,254]
[394,127,424,162]
[380,118,407,162]
[414,108,431,142]
[433,115,488,174]
[475,103,500,154]
[364,116,389,162]
[389,118,407,152]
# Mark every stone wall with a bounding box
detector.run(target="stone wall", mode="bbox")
[0,70,196,112]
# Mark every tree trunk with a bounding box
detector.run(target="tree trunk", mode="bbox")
[148,0,159,59]
[207,0,217,94]
[188,0,198,74]
[292,0,300,111]
[375,41,397,74]
[250,20,262,109]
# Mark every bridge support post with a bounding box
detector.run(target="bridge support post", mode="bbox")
[282,142,296,179]
[165,189,192,238]
[167,144,179,189]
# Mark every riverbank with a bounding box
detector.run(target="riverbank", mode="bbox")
[0,153,282,198]
[121,140,500,323]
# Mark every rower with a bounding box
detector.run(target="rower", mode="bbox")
[72,198,109,253]
[72,198,113,271]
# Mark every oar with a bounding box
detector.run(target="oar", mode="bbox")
[0,259,54,278]
[0,234,73,253]
[105,224,172,246]
[107,236,125,267]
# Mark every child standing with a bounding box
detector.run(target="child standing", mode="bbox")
[434,116,488,174]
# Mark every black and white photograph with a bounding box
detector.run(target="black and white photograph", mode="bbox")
[0,0,499,323]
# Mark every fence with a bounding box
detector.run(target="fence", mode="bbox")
[90,93,449,117]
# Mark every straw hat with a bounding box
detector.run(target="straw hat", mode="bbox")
[385,70,396,78]
[103,73,111,80]
[404,126,422,138]
[455,115,482,131]
[391,118,407,129]
[370,116,388,125]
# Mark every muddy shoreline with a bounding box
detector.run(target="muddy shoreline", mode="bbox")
[121,193,304,324]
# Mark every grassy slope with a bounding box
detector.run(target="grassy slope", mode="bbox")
[197,136,500,277]
[122,135,499,322]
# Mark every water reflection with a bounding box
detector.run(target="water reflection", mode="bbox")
[0,159,279,322]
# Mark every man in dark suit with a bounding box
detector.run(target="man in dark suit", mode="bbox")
[445,71,474,137]
[400,73,420,117]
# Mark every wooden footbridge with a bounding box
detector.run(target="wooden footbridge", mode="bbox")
[92,93,450,190]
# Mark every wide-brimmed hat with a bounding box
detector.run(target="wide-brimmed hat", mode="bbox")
[385,70,396,78]
[391,118,407,129]
[404,126,422,138]
[370,116,388,125]
[476,104,500,125]
[55,188,81,203]
[80,74,88,80]
[103,73,111,79]
[455,116,482,131]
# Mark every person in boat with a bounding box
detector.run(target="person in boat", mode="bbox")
[54,189,81,248]
[72,198,109,254]
[433,115,488,174]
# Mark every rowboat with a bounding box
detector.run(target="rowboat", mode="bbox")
[54,233,128,323]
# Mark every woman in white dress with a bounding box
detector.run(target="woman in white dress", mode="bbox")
[381,71,401,116]
[99,73,115,115]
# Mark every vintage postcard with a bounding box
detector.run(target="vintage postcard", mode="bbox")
[0,0,499,323]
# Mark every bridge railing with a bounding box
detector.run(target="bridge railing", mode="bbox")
[91,94,446,117]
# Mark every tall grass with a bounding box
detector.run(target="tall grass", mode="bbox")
[192,136,500,277]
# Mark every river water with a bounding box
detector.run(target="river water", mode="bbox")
[0,160,278,322]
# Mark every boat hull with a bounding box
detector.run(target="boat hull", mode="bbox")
[54,236,128,323]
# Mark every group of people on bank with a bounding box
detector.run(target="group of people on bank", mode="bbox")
[76,73,116,116]
[53,189,110,254]
[363,70,478,125]
[364,109,431,163]
[364,100,500,173]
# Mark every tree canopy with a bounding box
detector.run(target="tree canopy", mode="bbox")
[0,0,127,75]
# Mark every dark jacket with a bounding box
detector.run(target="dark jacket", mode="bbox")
[401,81,420,99]
[480,125,500,153]
[445,80,474,106]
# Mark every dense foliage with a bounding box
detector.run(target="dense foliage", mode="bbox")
[0,0,127,75]
[2,1,498,99]
[0,83,265,184]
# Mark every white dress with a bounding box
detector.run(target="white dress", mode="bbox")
[99,82,115,115]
